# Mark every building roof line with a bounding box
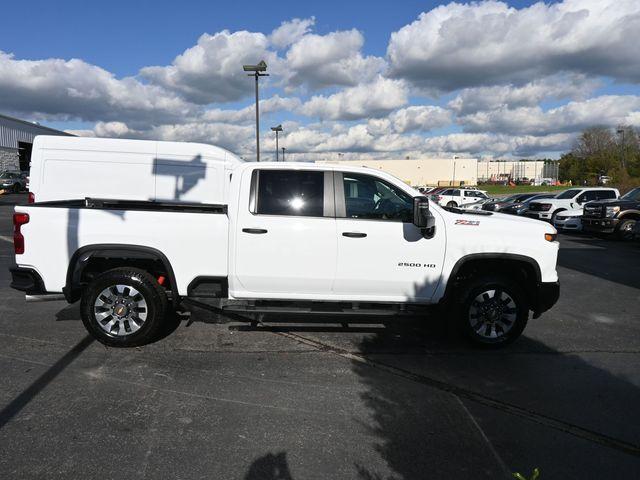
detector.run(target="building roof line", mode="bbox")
[0,112,74,136]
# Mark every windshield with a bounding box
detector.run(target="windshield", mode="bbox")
[621,187,640,201]
[524,194,554,204]
[556,189,582,199]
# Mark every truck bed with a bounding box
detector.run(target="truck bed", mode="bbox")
[14,199,229,295]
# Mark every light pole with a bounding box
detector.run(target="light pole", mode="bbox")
[281,147,286,162]
[617,128,626,171]
[243,61,268,162]
[271,124,283,161]
[452,155,458,186]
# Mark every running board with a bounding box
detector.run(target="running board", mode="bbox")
[26,294,66,302]
[182,298,426,317]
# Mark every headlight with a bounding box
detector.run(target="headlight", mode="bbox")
[605,206,620,217]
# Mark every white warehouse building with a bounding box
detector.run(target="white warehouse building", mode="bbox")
[317,158,559,187]
[317,158,478,187]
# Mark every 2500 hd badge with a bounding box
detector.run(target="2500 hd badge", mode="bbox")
[398,262,437,268]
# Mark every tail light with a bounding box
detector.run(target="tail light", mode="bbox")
[13,213,29,255]
[28,192,35,203]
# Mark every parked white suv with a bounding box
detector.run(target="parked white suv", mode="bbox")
[432,188,489,208]
[526,188,619,222]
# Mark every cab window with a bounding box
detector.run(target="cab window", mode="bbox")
[342,173,413,222]
[255,170,324,217]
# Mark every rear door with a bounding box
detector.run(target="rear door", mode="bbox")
[233,168,337,298]
[332,171,446,302]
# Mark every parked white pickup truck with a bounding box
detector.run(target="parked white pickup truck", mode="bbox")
[11,136,560,348]
[525,187,619,222]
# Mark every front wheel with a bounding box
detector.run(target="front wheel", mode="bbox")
[446,201,458,207]
[616,219,636,241]
[455,275,529,347]
[80,267,168,347]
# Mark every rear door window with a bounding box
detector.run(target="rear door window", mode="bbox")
[255,170,324,217]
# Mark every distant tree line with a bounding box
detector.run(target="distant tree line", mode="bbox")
[559,126,640,189]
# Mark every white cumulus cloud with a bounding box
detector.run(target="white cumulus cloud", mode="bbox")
[388,0,640,91]
[284,29,386,90]
[300,77,408,120]
[141,30,281,104]
[270,17,316,48]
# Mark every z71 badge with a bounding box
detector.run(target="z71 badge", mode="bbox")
[455,219,480,226]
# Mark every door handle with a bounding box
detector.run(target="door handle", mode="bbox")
[342,232,367,238]
[242,228,268,234]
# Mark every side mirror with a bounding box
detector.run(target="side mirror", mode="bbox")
[413,196,436,230]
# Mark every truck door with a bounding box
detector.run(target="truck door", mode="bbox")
[233,169,337,298]
[332,172,446,302]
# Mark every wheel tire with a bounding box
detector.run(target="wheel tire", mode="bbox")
[550,209,564,224]
[80,267,168,347]
[454,274,529,348]
[616,219,637,241]
[446,201,458,207]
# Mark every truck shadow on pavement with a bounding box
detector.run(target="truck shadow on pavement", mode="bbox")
[557,236,640,289]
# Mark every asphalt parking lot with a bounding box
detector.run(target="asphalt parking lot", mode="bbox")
[0,193,638,479]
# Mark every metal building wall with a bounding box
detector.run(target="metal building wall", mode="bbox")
[0,113,72,170]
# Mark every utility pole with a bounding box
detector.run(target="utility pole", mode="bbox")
[243,61,268,162]
[271,125,283,161]
[617,128,626,171]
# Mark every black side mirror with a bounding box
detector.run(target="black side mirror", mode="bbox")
[413,196,436,231]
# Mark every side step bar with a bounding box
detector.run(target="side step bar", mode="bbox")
[26,294,66,302]
[182,298,427,317]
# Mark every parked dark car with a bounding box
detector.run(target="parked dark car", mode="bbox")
[0,171,26,193]
[499,193,557,215]
[482,193,541,212]
[582,187,640,239]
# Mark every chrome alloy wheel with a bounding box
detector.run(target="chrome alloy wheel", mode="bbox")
[468,289,517,340]
[93,284,148,337]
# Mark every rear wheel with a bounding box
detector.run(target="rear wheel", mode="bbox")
[446,201,458,207]
[616,219,636,241]
[80,267,168,347]
[455,275,529,348]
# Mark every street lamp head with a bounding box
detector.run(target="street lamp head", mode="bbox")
[243,60,268,72]
[271,124,283,132]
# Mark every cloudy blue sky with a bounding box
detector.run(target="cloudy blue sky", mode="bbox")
[1,0,639,160]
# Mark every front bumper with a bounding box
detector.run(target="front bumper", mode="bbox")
[581,217,618,234]
[554,218,582,231]
[525,211,553,221]
[9,267,47,295]
[532,281,560,318]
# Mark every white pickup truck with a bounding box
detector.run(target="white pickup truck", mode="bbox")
[10,136,560,348]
